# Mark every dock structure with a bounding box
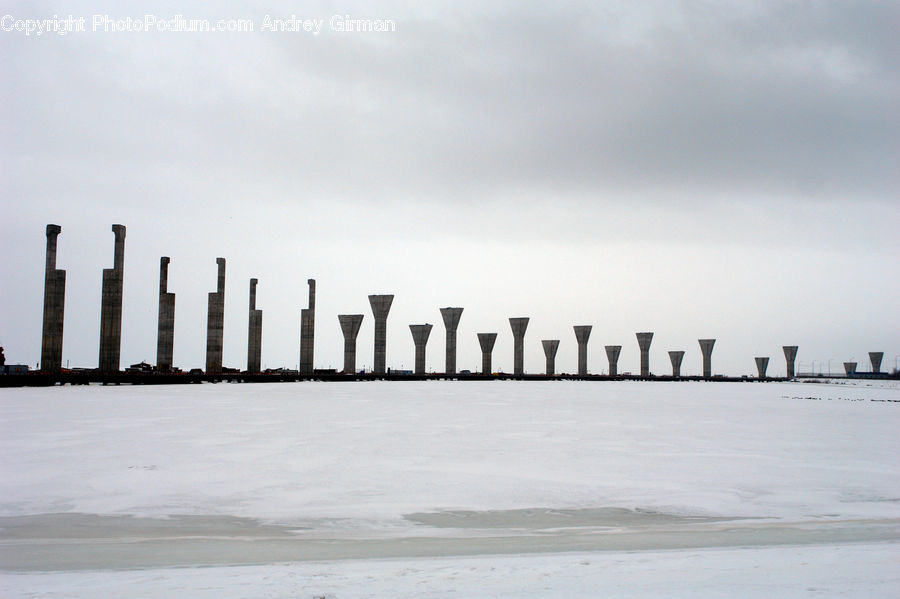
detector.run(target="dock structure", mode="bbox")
[542,340,560,375]
[699,339,716,377]
[636,332,653,377]
[605,345,622,376]
[668,351,685,377]
[40,224,66,373]
[247,278,262,374]
[440,307,464,375]
[368,294,394,374]
[98,224,126,373]
[338,314,364,373]
[509,318,530,375]
[205,258,226,374]
[409,324,433,374]
[156,257,175,372]
[755,357,769,379]
[573,325,592,375]
[477,333,497,374]
[869,352,883,373]
[783,346,798,378]
[300,279,316,374]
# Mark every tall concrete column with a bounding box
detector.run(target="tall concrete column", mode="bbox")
[698,339,716,377]
[440,307,463,375]
[206,258,226,374]
[636,332,653,377]
[368,294,394,374]
[509,318,529,375]
[247,278,262,373]
[300,279,316,374]
[40,224,66,373]
[338,314,364,373]
[783,346,798,378]
[869,352,883,373]
[843,362,856,375]
[668,351,684,377]
[156,257,175,372]
[409,324,433,374]
[542,340,560,375]
[99,224,126,373]
[573,325,592,375]
[477,333,497,374]
[605,345,622,376]
[755,357,769,379]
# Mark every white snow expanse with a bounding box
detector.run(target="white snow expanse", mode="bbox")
[1,379,898,597]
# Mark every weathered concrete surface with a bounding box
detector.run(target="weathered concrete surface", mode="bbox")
[247,278,262,374]
[636,332,653,377]
[668,351,685,377]
[156,257,175,372]
[206,258,226,374]
[440,307,463,375]
[542,340,560,375]
[40,225,65,373]
[338,314,364,373]
[509,318,529,375]
[573,325,592,375]
[368,295,394,374]
[783,346,798,378]
[300,279,316,374]
[605,345,622,376]
[477,333,498,374]
[756,357,769,379]
[409,324,433,374]
[98,224,126,373]
[699,339,716,378]
[869,352,883,373]
[843,362,857,375]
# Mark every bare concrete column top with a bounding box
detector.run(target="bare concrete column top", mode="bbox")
[605,345,622,376]
[668,350,685,377]
[247,278,262,374]
[542,339,560,375]
[843,362,856,375]
[636,332,653,377]
[573,325,592,375]
[783,345,798,378]
[869,352,883,373]
[440,307,463,375]
[338,314,364,373]
[99,224,126,373]
[755,356,769,379]
[409,323,433,374]
[41,224,66,373]
[156,256,175,372]
[206,258,226,374]
[477,332,498,374]
[698,338,716,378]
[368,294,394,374]
[509,317,530,375]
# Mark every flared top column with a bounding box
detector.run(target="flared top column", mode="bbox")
[368,294,394,374]
[573,325,592,375]
[440,307,463,375]
[509,317,529,375]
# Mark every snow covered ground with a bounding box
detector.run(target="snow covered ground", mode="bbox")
[1,379,898,596]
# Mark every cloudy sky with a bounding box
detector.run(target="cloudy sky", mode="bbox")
[2,1,898,376]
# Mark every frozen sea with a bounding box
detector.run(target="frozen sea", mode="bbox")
[1,379,898,597]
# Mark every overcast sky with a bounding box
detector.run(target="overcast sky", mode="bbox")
[2,1,898,376]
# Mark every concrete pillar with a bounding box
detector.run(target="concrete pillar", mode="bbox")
[542,340,560,375]
[409,324,433,374]
[477,333,497,374]
[206,258,226,374]
[843,362,856,375]
[605,345,622,376]
[698,339,716,378]
[869,352,883,373]
[338,314,364,373]
[755,357,769,379]
[300,279,316,374]
[573,325,592,375]
[99,224,126,372]
[368,294,394,374]
[783,346,798,378]
[636,332,653,377]
[668,351,684,377]
[440,307,463,375]
[247,278,262,373]
[156,257,175,372]
[40,224,66,373]
[509,318,529,375]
